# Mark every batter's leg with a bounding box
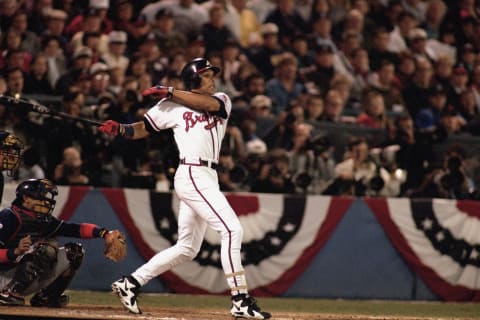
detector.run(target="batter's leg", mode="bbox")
[131,200,207,285]
[180,184,247,296]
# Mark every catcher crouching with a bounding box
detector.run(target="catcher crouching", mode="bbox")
[0,178,126,307]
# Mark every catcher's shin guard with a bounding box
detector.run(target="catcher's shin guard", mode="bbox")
[7,241,58,295]
[111,276,141,314]
[29,243,84,307]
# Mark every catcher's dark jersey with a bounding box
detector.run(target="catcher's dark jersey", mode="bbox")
[0,205,103,268]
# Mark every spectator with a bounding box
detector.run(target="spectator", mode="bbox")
[28,0,53,35]
[368,27,399,71]
[383,114,432,194]
[23,54,54,94]
[457,88,478,124]
[304,94,324,122]
[265,0,310,48]
[251,148,295,194]
[0,0,18,34]
[233,72,266,107]
[16,147,45,181]
[328,136,392,196]
[457,42,477,73]
[201,5,237,56]
[141,0,208,40]
[402,56,434,117]
[248,23,284,80]
[42,9,69,50]
[54,146,90,185]
[230,0,261,49]
[307,14,337,55]
[41,36,67,90]
[88,62,111,97]
[319,88,354,123]
[136,33,166,84]
[65,0,113,37]
[348,47,371,107]
[265,52,306,116]
[201,0,241,42]
[291,34,315,70]
[249,94,274,119]
[415,83,448,133]
[101,31,129,73]
[446,63,470,110]
[70,8,110,56]
[357,90,388,129]
[420,0,447,39]
[387,11,417,54]
[407,28,435,62]
[394,51,416,91]
[302,42,337,96]
[0,29,32,72]
[11,10,39,56]
[151,8,187,57]
[4,67,25,97]
[54,46,93,95]
[432,54,454,89]
[113,0,151,49]
[367,59,405,112]
[401,0,427,23]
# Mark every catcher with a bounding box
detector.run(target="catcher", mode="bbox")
[0,178,126,307]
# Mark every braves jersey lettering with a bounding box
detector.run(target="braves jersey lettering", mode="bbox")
[183,112,223,132]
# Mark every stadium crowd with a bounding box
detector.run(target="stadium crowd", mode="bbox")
[1,0,480,199]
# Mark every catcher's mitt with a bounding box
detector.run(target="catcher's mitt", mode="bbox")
[104,230,127,262]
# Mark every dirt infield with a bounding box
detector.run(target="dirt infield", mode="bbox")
[0,305,476,320]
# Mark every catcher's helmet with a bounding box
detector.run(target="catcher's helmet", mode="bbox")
[180,58,220,90]
[0,131,23,177]
[15,179,58,215]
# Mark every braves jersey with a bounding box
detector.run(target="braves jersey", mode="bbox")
[143,93,232,163]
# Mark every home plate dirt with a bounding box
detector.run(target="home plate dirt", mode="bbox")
[0,305,475,320]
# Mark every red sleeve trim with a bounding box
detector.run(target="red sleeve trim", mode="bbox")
[0,249,9,263]
[79,223,97,238]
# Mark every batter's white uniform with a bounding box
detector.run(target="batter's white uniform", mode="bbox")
[131,93,246,292]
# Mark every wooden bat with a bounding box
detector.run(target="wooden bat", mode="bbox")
[0,94,103,127]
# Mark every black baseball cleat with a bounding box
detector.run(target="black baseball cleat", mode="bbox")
[0,290,25,306]
[111,276,142,314]
[230,294,271,319]
[30,292,69,308]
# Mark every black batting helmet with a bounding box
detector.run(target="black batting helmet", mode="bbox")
[15,179,58,216]
[180,58,220,90]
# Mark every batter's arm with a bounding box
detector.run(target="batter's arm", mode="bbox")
[98,120,150,139]
[171,90,221,113]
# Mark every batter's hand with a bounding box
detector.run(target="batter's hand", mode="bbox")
[14,235,32,256]
[99,120,120,136]
[142,85,174,99]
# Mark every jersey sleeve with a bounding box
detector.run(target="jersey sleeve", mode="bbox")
[213,92,232,119]
[0,209,21,263]
[143,100,178,132]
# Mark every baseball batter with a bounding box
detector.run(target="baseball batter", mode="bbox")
[99,58,271,319]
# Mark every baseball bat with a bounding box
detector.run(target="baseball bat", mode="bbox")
[0,94,103,127]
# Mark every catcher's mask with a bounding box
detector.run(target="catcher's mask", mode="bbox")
[180,58,220,91]
[0,132,23,176]
[16,179,58,216]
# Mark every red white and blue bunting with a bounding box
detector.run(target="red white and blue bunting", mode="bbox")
[102,189,353,296]
[365,198,480,301]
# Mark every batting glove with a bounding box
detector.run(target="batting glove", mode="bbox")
[98,120,120,136]
[142,85,174,99]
